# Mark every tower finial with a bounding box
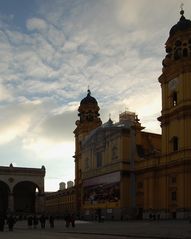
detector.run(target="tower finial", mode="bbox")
[180,3,184,16]
[87,86,91,96]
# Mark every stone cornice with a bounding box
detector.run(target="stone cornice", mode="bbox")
[159,59,191,84]
[158,104,191,125]
[0,165,45,177]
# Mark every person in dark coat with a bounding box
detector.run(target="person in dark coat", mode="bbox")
[39,214,46,229]
[70,213,75,228]
[0,213,5,231]
[49,215,54,228]
[7,215,15,231]
[65,213,70,228]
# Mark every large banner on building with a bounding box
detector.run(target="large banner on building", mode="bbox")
[83,172,120,204]
[83,172,120,187]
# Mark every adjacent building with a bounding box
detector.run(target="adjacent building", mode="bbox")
[0,164,45,216]
[45,181,76,217]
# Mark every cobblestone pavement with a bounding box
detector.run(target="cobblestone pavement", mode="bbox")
[0,220,191,239]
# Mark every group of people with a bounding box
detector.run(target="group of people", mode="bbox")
[27,213,76,228]
[27,214,55,229]
[0,212,76,232]
[0,213,55,232]
[149,214,160,221]
[65,213,75,228]
[0,213,16,232]
[27,213,76,229]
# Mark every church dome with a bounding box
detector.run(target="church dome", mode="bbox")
[169,10,191,37]
[80,90,98,105]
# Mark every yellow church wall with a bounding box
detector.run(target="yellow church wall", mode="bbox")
[176,164,191,210]
[178,170,186,209]
[122,133,130,161]
[141,172,154,210]
[185,168,191,208]
[135,130,142,145]
[161,118,191,156]
[154,173,162,209]
[158,172,168,209]
[161,126,167,156]
[120,175,130,208]
[143,176,150,210]
[148,173,155,209]
[179,73,191,102]
[161,72,191,115]
[117,133,124,161]
[153,162,191,216]
[183,73,191,100]
[135,174,144,208]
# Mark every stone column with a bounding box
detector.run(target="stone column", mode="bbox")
[8,193,14,213]
[35,193,45,214]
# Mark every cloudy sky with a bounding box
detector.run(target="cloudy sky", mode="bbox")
[0,0,190,191]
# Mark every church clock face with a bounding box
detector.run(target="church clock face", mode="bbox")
[168,77,179,91]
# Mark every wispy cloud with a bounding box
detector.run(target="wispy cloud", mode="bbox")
[0,0,190,190]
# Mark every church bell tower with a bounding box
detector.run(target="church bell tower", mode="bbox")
[73,90,102,214]
[158,7,191,218]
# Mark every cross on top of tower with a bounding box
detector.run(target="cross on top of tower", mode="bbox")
[87,85,91,96]
[180,3,184,16]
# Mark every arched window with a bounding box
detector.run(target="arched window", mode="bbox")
[174,48,181,60]
[172,136,178,151]
[172,91,177,107]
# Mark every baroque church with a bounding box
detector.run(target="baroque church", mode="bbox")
[73,8,191,220]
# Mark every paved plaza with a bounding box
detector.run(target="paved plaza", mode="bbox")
[0,219,191,239]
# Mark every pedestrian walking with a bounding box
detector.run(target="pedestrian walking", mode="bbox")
[7,214,16,231]
[70,213,75,228]
[33,215,38,228]
[65,213,70,228]
[39,214,46,229]
[49,215,54,228]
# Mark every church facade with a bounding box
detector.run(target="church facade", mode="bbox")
[74,9,191,220]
